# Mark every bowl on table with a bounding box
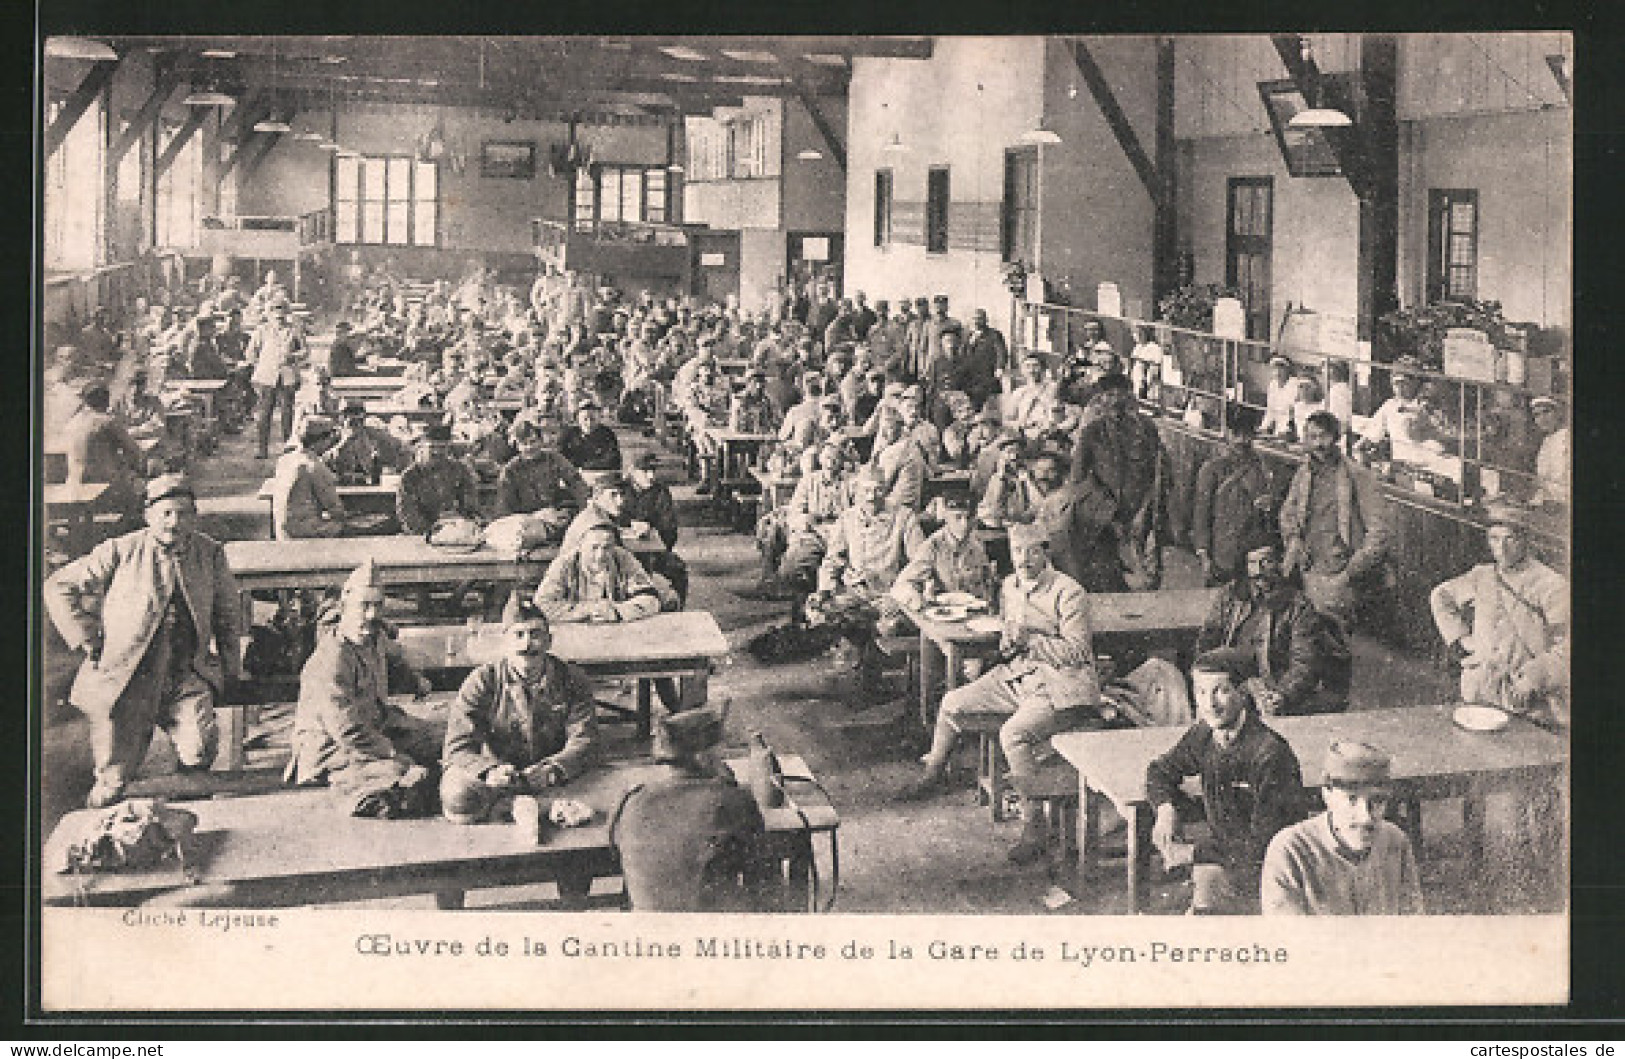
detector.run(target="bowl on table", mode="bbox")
[922,604,969,623]
[965,616,1003,636]
[626,519,653,539]
[1452,705,1511,732]
[934,591,983,609]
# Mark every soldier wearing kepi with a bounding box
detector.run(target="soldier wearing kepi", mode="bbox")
[439,596,600,825]
[286,559,442,817]
[1262,741,1425,915]
[608,704,777,912]
[45,474,244,807]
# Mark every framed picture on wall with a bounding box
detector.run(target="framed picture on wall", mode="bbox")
[480,140,536,179]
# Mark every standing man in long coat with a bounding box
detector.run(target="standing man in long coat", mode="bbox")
[45,475,243,807]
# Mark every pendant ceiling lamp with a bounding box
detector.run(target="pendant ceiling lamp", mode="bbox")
[796,148,823,161]
[46,37,118,61]
[1017,125,1062,145]
[1287,39,1352,129]
[183,87,236,107]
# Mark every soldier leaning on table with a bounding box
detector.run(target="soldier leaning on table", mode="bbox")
[44,474,244,808]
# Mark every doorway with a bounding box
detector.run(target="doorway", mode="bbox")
[690,230,741,304]
[786,231,844,299]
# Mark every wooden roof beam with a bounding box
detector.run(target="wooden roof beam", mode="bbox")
[44,58,122,159]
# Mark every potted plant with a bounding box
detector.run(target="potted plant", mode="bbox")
[1157,282,1242,333]
[1377,298,1510,373]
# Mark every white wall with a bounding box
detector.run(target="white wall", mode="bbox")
[1036,36,1158,317]
[844,36,1046,321]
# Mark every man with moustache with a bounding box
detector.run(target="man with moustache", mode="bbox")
[1262,742,1425,915]
[286,559,441,817]
[439,596,600,825]
[45,475,244,808]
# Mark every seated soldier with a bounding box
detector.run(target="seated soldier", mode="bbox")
[626,450,689,605]
[1146,648,1307,914]
[810,468,926,700]
[679,365,732,494]
[764,441,855,595]
[561,472,635,554]
[561,399,622,473]
[1195,537,1352,716]
[1430,509,1568,724]
[495,415,590,538]
[869,404,930,511]
[396,423,480,536]
[286,559,441,817]
[897,522,1101,865]
[271,416,348,540]
[324,401,412,484]
[439,596,599,824]
[535,523,666,624]
[1262,741,1425,915]
[608,705,778,912]
[977,434,1038,525]
[890,493,995,613]
[289,364,339,444]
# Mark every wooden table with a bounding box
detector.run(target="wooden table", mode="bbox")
[924,469,973,505]
[225,534,663,603]
[42,755,838,912]
[333,376,410,403]
[164,379,228,423]
[1050,704,1568,913]
[914,588,1219,728]
[44,481,114,556]
[750,468,800,514]
[257,478,401,534]
[395,611,730,739]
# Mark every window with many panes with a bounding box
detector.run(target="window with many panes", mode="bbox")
[874,169,893,247]
[573,165,669,228]
[926,166,950,254]
[44,96,105,269]
[1427,189,1478,302]
[334,154,437,246]
[155,117,203,252]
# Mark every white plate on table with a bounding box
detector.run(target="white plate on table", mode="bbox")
[626,520,653,539]
[923,604,969,622]
[934,591,982,609]
[1453,705,1510,732]
[965,616,1003,636]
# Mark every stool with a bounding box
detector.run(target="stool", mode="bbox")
[1017,760,1082,864]
[950,710,1010,822]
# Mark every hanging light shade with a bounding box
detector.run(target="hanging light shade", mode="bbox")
[1288,38,1352,130]
[45,37,118,62]
[292,128,326,142]
[253,114,293,134]
[666,162,685,173]
[1288,106,1353,129]
[318,140,343,152]
[183,88,237,107]
[1017,126,1062,145]
[796,148,823,161]
[881,132,907,153]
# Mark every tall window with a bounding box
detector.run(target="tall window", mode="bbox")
[1427,189,1479,302]
[44,96,105,270]
[926,166,950,254]
[574,165,669,228]
[334,154,438,246]
[873,169,893,247]
[1002,148,1038,264]
[1225,177,1273,340]
[155,117,203,251]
